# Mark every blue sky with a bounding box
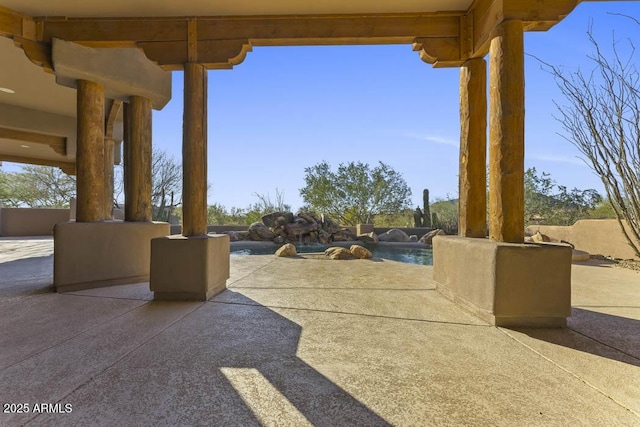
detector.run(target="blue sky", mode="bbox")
[151,1,637,212]
[27,2,640,211]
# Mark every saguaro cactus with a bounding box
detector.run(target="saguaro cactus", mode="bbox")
[423,189,432,227]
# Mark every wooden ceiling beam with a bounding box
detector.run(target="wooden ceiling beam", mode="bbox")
[0,126,67,155]
[36,13,463,69]
[0,154,75,175]
[2,2,581,70]
[468,0,580,58]
[105,100,122,140]
[0,6,23,37]
[38,13,462,46]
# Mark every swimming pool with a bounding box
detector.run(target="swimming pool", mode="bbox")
[230,243,433,266]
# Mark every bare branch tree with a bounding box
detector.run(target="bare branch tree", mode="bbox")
[113,147,182,221]
[538,18,640,257]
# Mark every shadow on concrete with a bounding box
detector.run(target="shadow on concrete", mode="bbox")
[516,308,640,367]
[199,293,392,426]
[0,255,54,299]
[572,258,617,268]
[32,290,392,425]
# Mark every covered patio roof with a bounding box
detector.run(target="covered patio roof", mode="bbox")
[0,0,584,171]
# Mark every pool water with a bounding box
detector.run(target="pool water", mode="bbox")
[231,244,433,266]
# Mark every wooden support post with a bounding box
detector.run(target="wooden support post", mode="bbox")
[124,95,152,222]
[459,57,487,238]
[489,20,525,243]
[182,62,208,236]
[76,80,105,222]
[104,137,115,219]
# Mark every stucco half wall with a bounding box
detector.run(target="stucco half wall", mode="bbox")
[433,236,572,327]
[0,206,70,236]
[54,221,170,292]
[527,219,638,260]
[151,234,230,301]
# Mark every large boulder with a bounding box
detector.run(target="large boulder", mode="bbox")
[358,232,379,244]
[331,228,357,242]
[297,211,319,225]
[275,243,297,257]
[419,229,445,244]
[284,221,318,241]
[261,211,294,228]
[320,214,342,234]
[325,246,355,260]
[223,230,249,242]
[318,229,331,245]
[531,231,551,243]
[350,244,372,259]
[378,229,410,242]
[248,222,276,241]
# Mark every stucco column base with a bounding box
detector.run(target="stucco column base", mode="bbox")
[150,234,230,301]
[433,236,571,327]
[54,221,170,292]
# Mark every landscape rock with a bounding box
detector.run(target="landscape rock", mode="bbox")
[318,229,331,244]
[320,214,342,234]
[358,232,379,244]
[572,249,589,262]
[284,221,318,240]
[248,222,276,241]
[378,229,410,242]
[261,211,294,228]
[331,228,357,242]
[275,243,297,257]
[419,229,445,245]
[223,231,249,242]
[325,246,355,260]
[409,235,418,242]
[350,244,372,259]
[297,211,319,225]
[532,231,551,243]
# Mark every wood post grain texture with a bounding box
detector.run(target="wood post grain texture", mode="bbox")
[124,95,152,222]
[459,57,487,238]
[489,20,525,243]
[182,62,208,236]
[76,80,105,222]
[103,137,115,219]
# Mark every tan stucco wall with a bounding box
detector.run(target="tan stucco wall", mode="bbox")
[54,221,170,291]
[0,207,70,236]
[151,234,230,301]
[433,236,572,327]
[526,219,638,260]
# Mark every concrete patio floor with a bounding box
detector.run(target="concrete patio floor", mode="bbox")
[0,237,639,426]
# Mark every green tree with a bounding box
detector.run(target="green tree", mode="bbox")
[0,165,75,208]
[525,167,601,226]
[373,209,414,227]
[430,198,459,235]
[0,168,11,204]
[587,199,617,219]
[300,161,412,225]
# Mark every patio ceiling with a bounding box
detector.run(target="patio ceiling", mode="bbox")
[0,0,473,17]
[0,0,584,172]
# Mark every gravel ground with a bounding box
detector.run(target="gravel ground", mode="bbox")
[615,259,640,271]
